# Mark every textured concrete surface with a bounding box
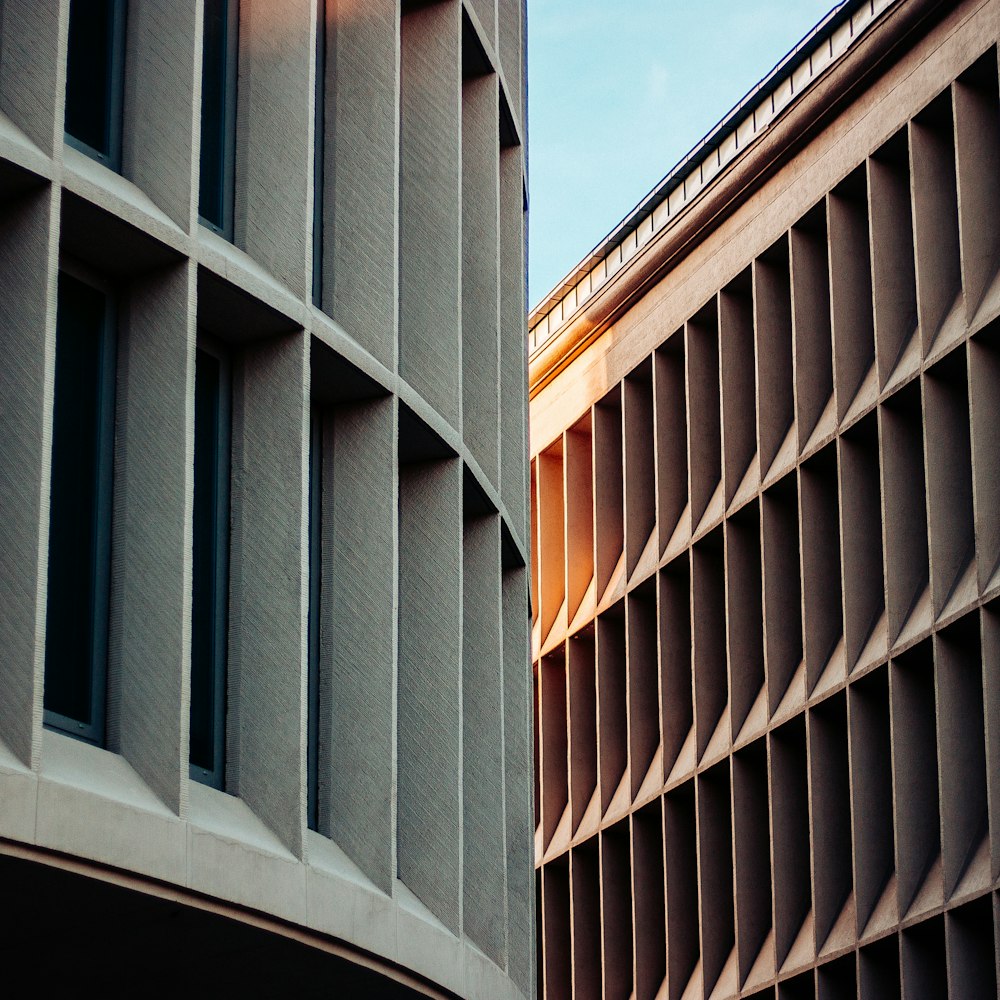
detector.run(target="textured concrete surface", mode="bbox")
[0,0,531,995]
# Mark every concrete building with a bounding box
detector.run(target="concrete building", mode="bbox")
[529,0,1000,997]
[0,1,532,996]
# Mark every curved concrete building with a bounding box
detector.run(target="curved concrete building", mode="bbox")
[530,0,1000,998]
[0,1,532,996]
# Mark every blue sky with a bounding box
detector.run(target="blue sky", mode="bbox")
[527,0,839,307]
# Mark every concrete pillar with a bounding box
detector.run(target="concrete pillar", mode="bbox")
[228,331,309,854]
[109,260,195,814]
[0,186,57,768]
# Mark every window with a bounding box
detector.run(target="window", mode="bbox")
[190,342,231,788]
[44,272,117,744]
[307,408,322,829]
[312,0,326,307]
[64,0,127,169]
[199,0,239,237]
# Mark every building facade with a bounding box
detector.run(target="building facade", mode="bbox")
[530,0,1000,997]
[0,0,532,996]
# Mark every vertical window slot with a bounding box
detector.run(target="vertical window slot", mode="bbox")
[935,614,989,899]
[538,439,565,643]
[306,407,322,829]
[848,670,896,935]
[597,602,627,814]
[190,343,231,788]
[626,579,659,798]
[790,201,834,451]
[762,472,804,719]
[594,386,624,602]
[565,413,594,626]
[879,380,929,646]
[953,49,1000,321]
[770,715,812,972]
[868,129,918,390]
[567,631,597,835]
[570,842,602,1000]
[720,267,758,506]
[541,857,571,1000]
[659,556,693,782]
[924,347,976,618]
[692,526,727,761]
[808,692,853,957]
[909,91,963,358]
[799,444,844,695]
[199,0,239,237]
[733,737,772,988]
[624,357,656,578]
[753,235,795,483]
[540,649,568,848]
[828,165,877,423]
[726,498,765,743]
[858,935,901,1000]
[632,800,666,1000]
[838,412,886,670]
[901,915,946,1000]
[686,300,722,530]
[654,334,689,556]
[697,760,736,998]
[44,273,116,744]
[601,820,634,1000]
[665,781,700,1000]
[64,0,127,169]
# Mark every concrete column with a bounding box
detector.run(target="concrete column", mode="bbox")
[397,455,463,933]
[0,0,65,155]
[499,145,526,539]
[0,186,57,768]
[462,511,505,964]
[122,0,200,230]
[109,260,196,814]
[461,71,500,485]
[235,0,313,298]
[399,0,462,428]
[322,394,397,894]
[324,0,399,370]
[496,0,522,131]
[228,331,309,855]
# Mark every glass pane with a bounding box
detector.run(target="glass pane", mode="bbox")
[199,0,231,230]
[64,0,118,159]
[307,410,322,829]
[190,348,223,777]
[45,275,109,731]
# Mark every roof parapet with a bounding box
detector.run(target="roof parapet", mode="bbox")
[528,0,899,355]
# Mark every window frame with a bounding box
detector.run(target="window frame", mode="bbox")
[306,407,323,829]
[311,0,326,308]
[63,0,128,171]
[189,335,232,789]
[198,0,240,240]
[43,263,118,745]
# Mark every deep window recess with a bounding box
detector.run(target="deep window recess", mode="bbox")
[307,408,323,830]
[198,0,239,237]
[64,0,128,169]
[312,0,326,307]
[190,343,232,788]
[44,272,117,744]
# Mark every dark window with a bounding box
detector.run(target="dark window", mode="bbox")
[199,0,239,237]
[44,272,117,744]
[312,0,326,307]
[64,0,127,169]
[307,409,323,829]
[190,343,231,788]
